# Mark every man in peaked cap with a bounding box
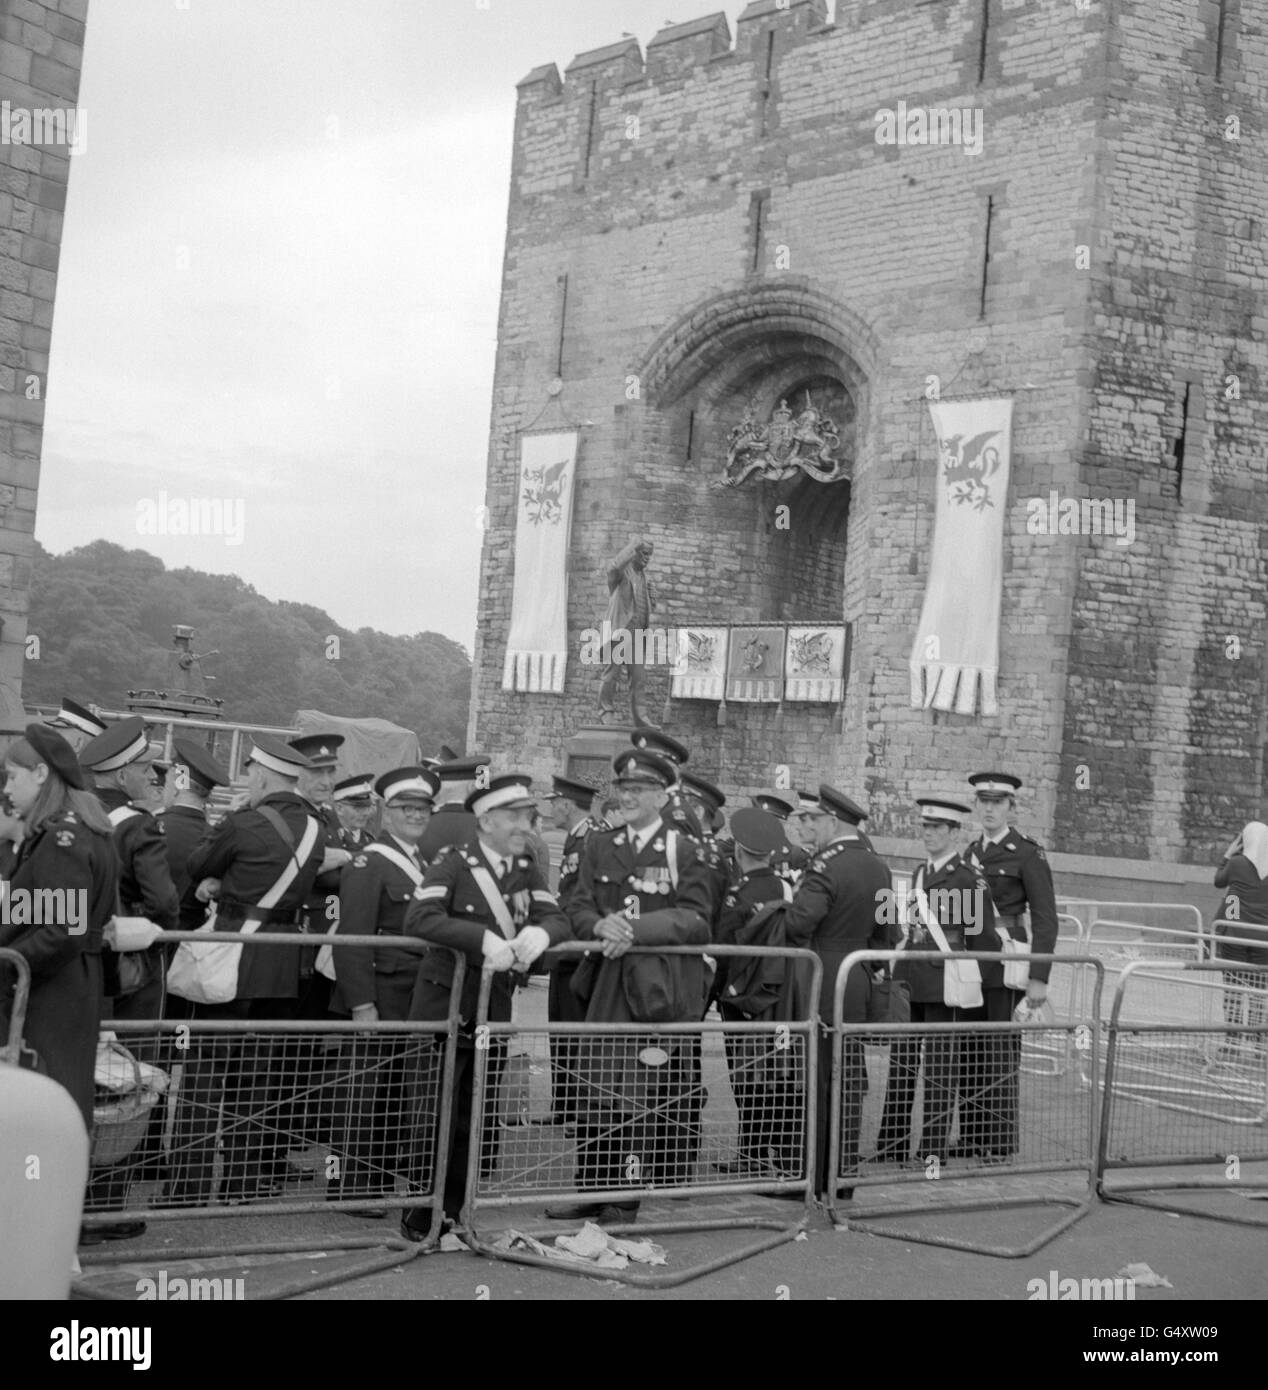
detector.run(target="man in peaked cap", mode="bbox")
[956,771,1059,1161]
[679,770,732,925]
[167,734,325,1205]
[333,774,376,851]
[417,755,491,864]
[51,696,107,752]
[546,747,714,1225]
[326,765,441,1210]
[541,773,607,1124]
[79,715,182,1232]
[783,784,894,1198]
[754,791,812,891]
[712,807,800,1178]
[629,730,706,844]
[160,737,230,936]
[875,797,997,1167]
[401,772,570,1241]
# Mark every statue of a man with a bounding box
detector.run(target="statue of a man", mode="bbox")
[597,537,657,729]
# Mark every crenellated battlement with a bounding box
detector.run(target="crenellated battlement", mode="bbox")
[517,1,831,102]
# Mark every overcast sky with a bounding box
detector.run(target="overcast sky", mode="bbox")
[38,0,758,652]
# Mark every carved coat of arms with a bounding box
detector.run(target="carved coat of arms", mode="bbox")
[722,393,849,487]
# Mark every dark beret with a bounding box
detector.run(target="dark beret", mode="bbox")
[23,722,86,790]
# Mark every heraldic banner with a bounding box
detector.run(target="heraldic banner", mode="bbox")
[502,429,579,693]
[671,627,728,700]
[909,397,1012,716]
[726,626,786,702]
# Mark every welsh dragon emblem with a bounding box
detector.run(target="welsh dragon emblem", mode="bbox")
[789,630,835,675]
[939,429,1002,512]
[521,457,569,525]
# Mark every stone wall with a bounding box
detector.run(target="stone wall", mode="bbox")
[472,0,1267,867]
[0,0,88,727]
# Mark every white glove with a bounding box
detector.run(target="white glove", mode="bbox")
[106,916,162,952]
[513,926,550,968]
[195,877,221,904]
[481,931,516,972]
[321,847,352,874]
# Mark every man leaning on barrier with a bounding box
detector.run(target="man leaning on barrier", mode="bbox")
[546,747,714,1226]
[400,773,570,1243]
[165,735,324,1205]
[782,785,893,1200]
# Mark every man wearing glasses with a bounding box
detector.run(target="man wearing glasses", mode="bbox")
[328,766,441,1210]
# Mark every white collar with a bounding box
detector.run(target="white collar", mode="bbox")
[477,840,509,875]
[387,831,418,859]
[627,821,659,852]
[928,848,957,873]
[982,825,1012,847]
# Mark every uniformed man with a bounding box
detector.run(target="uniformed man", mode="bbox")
[327,765,440,1209]
[80,716,181,1017]
[783,785,894,1197]
[754,791,811,890]
[629,729,704,842]
[332,774,376,851]
[417,755,490,864]
[542,773,605,1125]
[875,797,997,1165]
[713,807,798,1177]
[401,773,570,1241]
[956,771,1059,1161]
[159,738,230,934]
[167,735,324,1204]
[679,771,732,925]
[546,749,714,1225]
[49,696,107,753]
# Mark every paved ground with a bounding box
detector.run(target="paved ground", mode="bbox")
[72,1183,1268,1302]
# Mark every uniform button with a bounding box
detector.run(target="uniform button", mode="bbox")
[464,905,474,912]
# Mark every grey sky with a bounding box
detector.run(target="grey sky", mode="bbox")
[38,0,744,650]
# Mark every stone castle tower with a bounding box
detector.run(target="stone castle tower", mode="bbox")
[0,0,90,731]
[469,0,1267,872]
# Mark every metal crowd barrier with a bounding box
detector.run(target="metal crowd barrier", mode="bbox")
[827,951,1104,1258]
[73,933,466,1299]
[1098,959,1268,1227]
[461,943,822,1289]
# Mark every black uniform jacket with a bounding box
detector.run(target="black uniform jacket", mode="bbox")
[566,822,713,1024]
[783,835,894,1023]
[0,809,118,1130]
[159,803,212,930]
[330,832,424,1017]
[968,827,1057,985]
[896,853,999,1003]
[186,791,324,999]
[98,786,180,997]
[405,843,569,1024]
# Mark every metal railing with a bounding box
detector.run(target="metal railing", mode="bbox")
[827,950,1103,1258]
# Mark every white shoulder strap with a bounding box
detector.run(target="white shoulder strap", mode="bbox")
[666,829,679,890]
[108,806,142,827]
[364,841,424,889]
[468,860,517,941]
[257,814,321,911]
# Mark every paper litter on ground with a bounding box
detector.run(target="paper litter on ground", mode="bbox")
[492,1223,667,1271]
[1116,1262,1173,1289]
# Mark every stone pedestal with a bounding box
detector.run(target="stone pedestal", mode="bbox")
[564,723,638,787]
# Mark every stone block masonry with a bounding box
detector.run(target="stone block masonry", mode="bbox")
[0,0,89,728]
[470,0,1268,869]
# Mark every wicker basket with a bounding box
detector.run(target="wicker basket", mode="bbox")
[91,1040,163,1168]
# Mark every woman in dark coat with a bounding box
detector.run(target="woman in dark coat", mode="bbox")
[1213,822,1268,1038]
[0,725,118,1133]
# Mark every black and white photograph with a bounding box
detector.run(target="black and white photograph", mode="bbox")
[0,0,1264,1339]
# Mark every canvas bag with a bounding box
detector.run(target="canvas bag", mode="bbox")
[996,916,1032,990]
[167,809,319,1005]
[914,886,983,1010]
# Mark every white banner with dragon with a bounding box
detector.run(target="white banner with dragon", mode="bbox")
[502,429,578,694]
[909,397,1012,716]
[785,625,848,701]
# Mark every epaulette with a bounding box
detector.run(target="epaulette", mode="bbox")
[809,843,849,873]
